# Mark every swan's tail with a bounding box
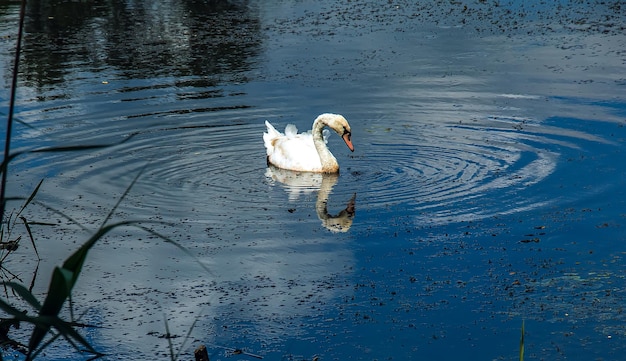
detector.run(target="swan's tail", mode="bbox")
[263,120,282,155]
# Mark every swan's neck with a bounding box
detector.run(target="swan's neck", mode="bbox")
[312,119,339,173]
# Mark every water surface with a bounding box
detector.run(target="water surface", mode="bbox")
[1,0,625,360]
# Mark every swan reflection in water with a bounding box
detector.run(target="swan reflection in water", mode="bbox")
[265,166,356,233]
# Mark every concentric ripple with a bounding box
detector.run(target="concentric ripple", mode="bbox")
[11,101,609,231]
[350,116,594,225]
[23,114,273,223]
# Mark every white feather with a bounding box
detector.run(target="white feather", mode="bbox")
[263,114,353,173]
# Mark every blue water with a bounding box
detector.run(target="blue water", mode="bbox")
[1,0,625,360]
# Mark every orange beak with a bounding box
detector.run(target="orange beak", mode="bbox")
[342,132,354,152]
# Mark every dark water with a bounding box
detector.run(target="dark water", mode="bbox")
[1,0,625,360]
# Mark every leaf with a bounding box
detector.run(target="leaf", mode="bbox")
[62,221,134,279]
[28,267,74,352]
[0,296,32,320]
[29,315,102,360]
[2,282,42,311]
[51,317,101,355]
[27,219,142,354]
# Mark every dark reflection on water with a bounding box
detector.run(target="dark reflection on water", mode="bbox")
[19,0,261,85]
[1,0,626,360]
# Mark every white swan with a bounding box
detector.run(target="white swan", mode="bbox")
[263,113,354,173]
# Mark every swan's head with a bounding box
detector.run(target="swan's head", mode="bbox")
[316,113,354,152]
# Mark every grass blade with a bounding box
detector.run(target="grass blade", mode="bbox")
[100,162,145,228]
[0,0,27,226]
[163,315,175,361]
[16,179,43,217]
[0,296,33,320]
[51,317,101,355]
[1,134,136,178]
[27,221,130,357]
[28,315,102,360]
[137,225,213,276]
[174,316,200,361]
[519,320,524,361]
[2,282,42,311]
[19,216,40,260]
[29,135,137,155]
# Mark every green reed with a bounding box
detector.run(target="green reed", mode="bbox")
[519,320,524,361]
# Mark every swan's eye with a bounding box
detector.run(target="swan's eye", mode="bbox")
[343,129,351,139]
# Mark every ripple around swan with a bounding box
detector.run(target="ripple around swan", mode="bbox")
[16,109,612,232]
[10,92,617,234]
[38,120,271,218]
[349,117,604,225]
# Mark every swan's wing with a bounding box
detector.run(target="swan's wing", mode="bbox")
[264,121,284,155]
[264,120,282,137]
[267,135,323,172]
[284,124,299,137]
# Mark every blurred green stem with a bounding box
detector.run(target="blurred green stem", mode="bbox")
[1,0,27,223]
